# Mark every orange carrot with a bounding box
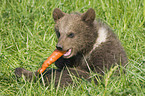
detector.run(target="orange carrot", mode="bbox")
[38,49,66,74]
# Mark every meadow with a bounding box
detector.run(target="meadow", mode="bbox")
[0,0,145,95]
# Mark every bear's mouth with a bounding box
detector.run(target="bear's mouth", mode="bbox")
[63,49,73,58]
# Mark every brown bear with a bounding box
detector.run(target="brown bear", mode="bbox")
[15,8,128,87]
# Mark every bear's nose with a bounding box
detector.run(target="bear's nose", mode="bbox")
[56,44,63,51]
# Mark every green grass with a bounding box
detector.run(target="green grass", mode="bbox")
[0,0,145,95]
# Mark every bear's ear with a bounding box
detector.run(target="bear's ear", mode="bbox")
[53,8,65,22]
[81,8,96,24]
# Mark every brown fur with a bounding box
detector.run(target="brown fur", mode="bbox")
[15,8,127,86]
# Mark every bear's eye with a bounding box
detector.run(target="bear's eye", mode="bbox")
[55,28,60,38]
[55,30,60,38]
[68,33,74,38]
[56,32,60,38]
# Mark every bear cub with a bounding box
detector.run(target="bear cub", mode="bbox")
[15,8,128,86]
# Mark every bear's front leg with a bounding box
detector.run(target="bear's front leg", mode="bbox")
[15,67,90,87]
[55,54,82,69]
[15,68,38,81]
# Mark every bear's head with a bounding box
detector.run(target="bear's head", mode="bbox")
[53,8,97,58]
